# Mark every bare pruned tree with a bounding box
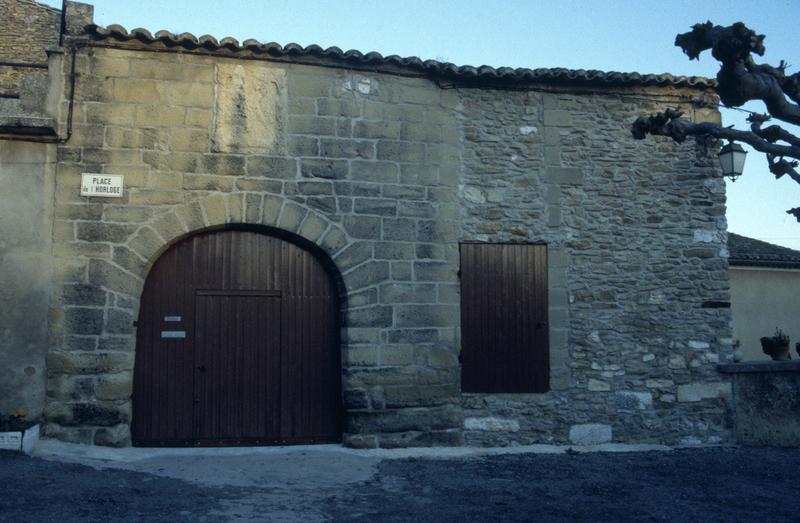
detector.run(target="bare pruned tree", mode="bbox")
[631,22,800,221]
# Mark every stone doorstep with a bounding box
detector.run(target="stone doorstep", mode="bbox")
[0,424,40,455]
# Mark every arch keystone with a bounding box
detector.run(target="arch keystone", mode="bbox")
[225,193,245,222]
[201,193,226,225]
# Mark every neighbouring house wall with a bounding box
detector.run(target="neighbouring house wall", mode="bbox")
[0,0,61,96]
[0,0,60,422]
[719,361,800,447]
[0,140,56,420]
[40,41,733,447]
[730,267,800,361]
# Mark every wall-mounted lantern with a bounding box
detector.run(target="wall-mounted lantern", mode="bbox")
[718,140,747,181]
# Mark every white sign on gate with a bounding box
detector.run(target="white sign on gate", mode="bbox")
[81,174,124,198]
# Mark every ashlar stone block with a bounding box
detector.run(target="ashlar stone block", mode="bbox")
[395,304,458,327]
[46,351,134,376]
[261,195,283,225]
[334,242,373,269]
[277,202,307,232]
[152,213,186,243]
[543,110,572,127]
[463,417,520,432]
[344,261,390,292]
[135,105,185,127]
[212,64,288,154]
[320,226,349,256]
[298,212,329,242]
[243,193,262,223]
[569,423,612,445]
[545,167,584,185]
[201,194,227,225]
[348,306,393,328]
[128,227,164,261]
[88,259,142,296]
[95,373,133,401]
[226,193,244,222]
[113,79,164,104]
[677,382,731,402]
[301,159,348,180]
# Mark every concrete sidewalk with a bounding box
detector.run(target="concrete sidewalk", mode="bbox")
[32,438,672,488]
[34,438,672,462]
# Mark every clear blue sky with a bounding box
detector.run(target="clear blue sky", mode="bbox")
[44,0,800,249]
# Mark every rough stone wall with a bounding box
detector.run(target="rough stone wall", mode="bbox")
[0,0,60,96]
[45,46,463,446]
[458,88,734,445]
[0,141,56,420]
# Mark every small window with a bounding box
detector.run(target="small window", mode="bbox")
[459,243,549,393]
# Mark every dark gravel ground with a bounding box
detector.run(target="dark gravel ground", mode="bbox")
[0,450,238,522]
[323,447,800,522]
[1,447,799,522]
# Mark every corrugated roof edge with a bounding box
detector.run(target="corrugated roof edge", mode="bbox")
[85,24,716,89]
[728,233,800,270]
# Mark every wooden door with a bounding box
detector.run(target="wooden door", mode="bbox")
[459,243,549,393]
[194,290,282,441]
[132,229,341,446]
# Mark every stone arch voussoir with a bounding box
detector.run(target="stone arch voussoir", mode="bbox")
[135,193,359,298]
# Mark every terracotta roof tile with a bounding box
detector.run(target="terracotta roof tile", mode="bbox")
[85,24,715,90]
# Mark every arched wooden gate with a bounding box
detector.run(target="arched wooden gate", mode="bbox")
[132,228,341,446]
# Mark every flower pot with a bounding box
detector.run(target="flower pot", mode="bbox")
[0,424,39,454]
[761,337,791,361]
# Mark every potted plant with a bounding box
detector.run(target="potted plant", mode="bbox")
[760,328,791,361]
[0,410,39,454]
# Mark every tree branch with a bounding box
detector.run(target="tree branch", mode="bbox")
[750,60,800,106]
[674,21,765,61]
[766,154,800,184]
[632,109,800,190]
[632,109,800,161]
[635,22,800,223]
[748,113,800,147]
[675,22,800,125]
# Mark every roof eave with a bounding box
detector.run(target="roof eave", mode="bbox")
[83,24,716,91]
[729,260,800,271]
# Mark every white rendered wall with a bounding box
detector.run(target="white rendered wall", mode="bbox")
[730,267,800,361]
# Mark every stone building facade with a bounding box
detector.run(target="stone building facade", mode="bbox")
[1,0,734,448]
[0,0,60,96]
